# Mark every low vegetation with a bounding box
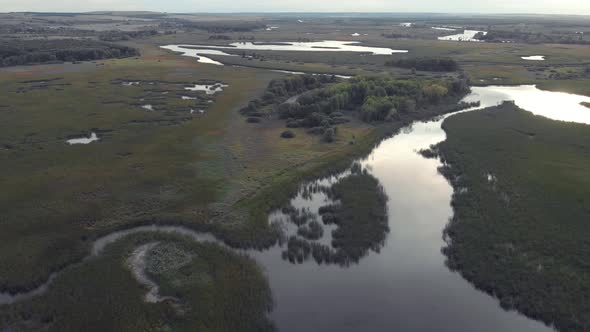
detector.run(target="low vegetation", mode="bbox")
[385,57,459,72]
[98,30,159,42]
[479,29,589,45]
[436,102,590,332]
[282,165,389,265]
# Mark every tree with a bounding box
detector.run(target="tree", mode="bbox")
[323,128,335,143]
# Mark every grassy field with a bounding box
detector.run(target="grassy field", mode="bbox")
[0,41,412,303]
[437,103,590,332]
[0,50,282,292]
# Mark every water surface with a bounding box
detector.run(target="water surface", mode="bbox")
[164,41,407,56]
[438,30,487,42]
[521,55,546,61]
[66,132,99,145]
[185,83,228,95]
[160,45,236,65]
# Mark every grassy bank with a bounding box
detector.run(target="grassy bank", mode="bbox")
[436,102,590,331]
[0,233,274,332]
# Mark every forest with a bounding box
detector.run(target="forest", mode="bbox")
[0,39,139,67]
[242,74,470,141]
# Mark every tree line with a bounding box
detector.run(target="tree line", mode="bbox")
[0,39,139,67]
[385,57,459,72]
[242,74,470,142]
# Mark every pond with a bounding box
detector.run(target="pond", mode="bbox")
[160,45,236,65]
[163,41,408,56]
[521,55,546,61]
[66,132,99,145]
[438,30,487,42]
[185,83,228,95]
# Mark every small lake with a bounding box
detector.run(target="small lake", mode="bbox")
[271,70,351,79]
[160,45,236,65]
[162,41,408,57]
[432,26,458,31]
[522,55,546,61]
[185,83,228,95]
[66,132,99,145]
[438,30,487,42]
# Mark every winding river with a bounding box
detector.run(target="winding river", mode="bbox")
[252,85,590,332]
[2,85,589,331]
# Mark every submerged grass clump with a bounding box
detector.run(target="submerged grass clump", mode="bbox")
[297,220,324,240]
[282,165,389,266]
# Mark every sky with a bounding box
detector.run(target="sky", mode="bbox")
[2,0,590,15]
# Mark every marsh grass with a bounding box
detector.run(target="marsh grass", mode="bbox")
[437,102,590,331]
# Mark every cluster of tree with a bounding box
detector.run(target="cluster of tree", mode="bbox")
[0,39,139,67]
[381,33,410,39]
[209,34,232,40]
[385,57,459,72]
[175,19,267,33]
[98,29,158,41]
[278,75,467,126]
[478,30,589,45]
[240,74,339,115]
[242,74,469,142]
[0,25,93,36]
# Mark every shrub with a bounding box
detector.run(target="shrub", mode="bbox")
[323,128,335,143]
[246,117,262,123]
[281,130,295,139]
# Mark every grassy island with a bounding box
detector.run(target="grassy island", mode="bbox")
[437,102,590,331]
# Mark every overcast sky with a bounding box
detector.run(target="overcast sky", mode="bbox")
[2,0,590,15]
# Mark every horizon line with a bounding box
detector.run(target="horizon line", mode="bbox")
[3,11,590,17]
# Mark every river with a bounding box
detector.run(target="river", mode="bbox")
[3,85,589,331]
[252,85,589,332]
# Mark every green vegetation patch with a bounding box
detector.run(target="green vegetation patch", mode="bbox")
[436,102,590,331]
[243,74,471,141]
[282,166,389,265]
[385,57,459,72]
